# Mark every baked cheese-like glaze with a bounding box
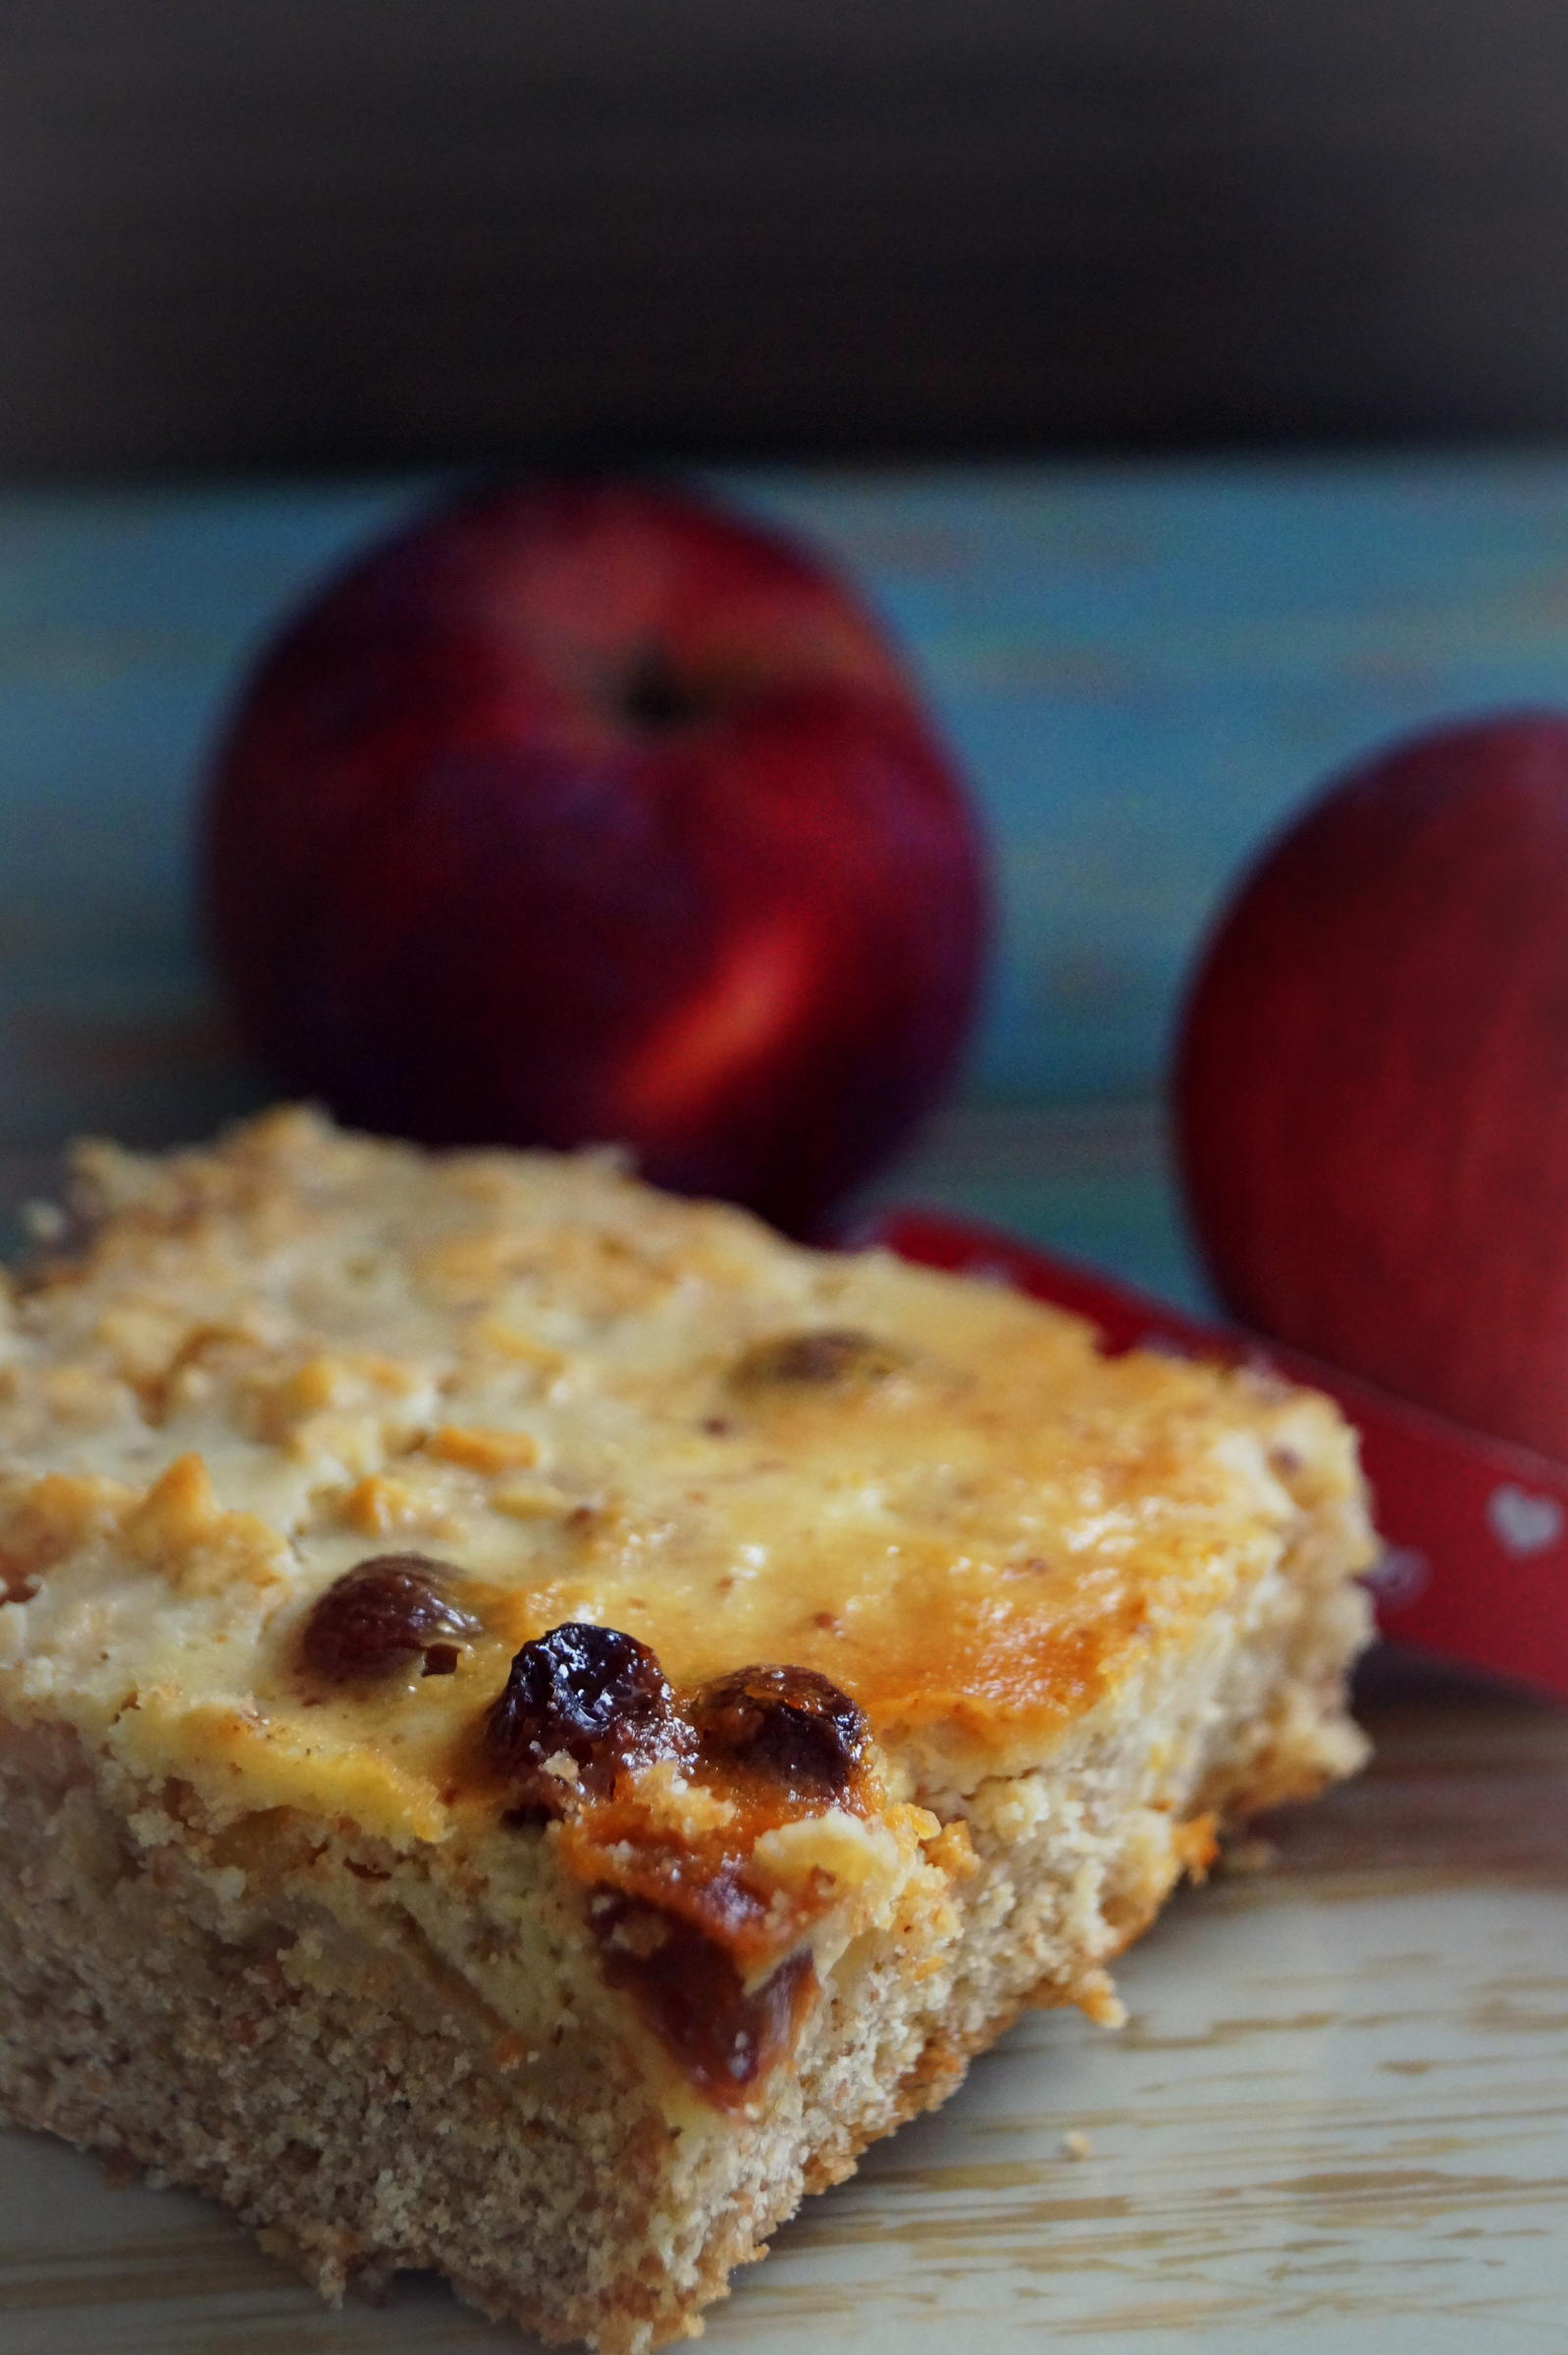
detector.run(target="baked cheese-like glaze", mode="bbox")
[0,1108,1373,1841]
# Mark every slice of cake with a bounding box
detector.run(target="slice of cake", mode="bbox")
[0,1109,1374,2349]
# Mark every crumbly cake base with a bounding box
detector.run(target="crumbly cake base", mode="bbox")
[0,1538,1366,2353]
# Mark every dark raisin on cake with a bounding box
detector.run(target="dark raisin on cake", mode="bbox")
[300,1555,482,1683]
[485,1622,687,1806]
[689,1663,868,1800]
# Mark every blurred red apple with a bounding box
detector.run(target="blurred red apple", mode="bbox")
[202,479,987,1234]
[1176,712,1568,1459]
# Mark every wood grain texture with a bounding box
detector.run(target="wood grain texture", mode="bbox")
[3,1656,1564,2353]
[7,1,1568,472]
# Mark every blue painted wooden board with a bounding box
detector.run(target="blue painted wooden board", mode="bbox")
[6,454,1568,1296]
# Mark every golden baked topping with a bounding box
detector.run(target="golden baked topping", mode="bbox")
[299,1555,482,1683]
[0,1108,1375,1837]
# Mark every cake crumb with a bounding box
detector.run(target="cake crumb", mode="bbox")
[1061,2130,1092,2161]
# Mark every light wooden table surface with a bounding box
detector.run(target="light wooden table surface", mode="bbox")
[1,462,1565,2350]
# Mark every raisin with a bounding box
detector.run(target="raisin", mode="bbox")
[299,1555,481,1683]
[592,1895,814,2110]
[689,1663,868,1798]
[730,1329,904,1389]
[484,1622,684,1807]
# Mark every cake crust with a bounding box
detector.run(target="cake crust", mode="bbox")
[0,1110,1376,2346]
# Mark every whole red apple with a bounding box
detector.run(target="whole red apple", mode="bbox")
[202,479,986,1234]
[1176,712,1568,1458]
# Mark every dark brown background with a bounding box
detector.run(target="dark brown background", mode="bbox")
[6,0,1568,477]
